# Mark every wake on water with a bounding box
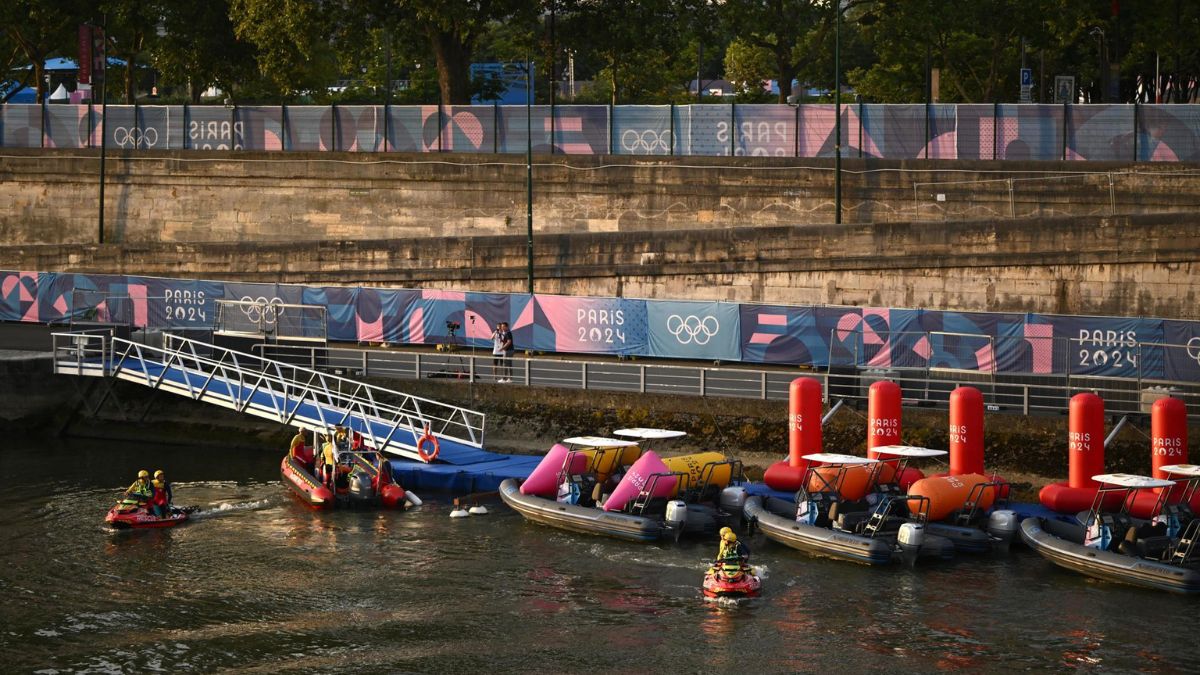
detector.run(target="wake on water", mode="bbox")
[188,498,273,520]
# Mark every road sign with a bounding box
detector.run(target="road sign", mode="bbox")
[1021,68,1032,86]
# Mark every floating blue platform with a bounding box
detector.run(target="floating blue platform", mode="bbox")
[389,452,542,493]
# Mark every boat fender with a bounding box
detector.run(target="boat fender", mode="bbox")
[719,486,747,515]
[986,509,1018,542]
[468,505,489,515]
[449,505,470,518]
[417,428,440,463]
[405,491,423,507]
[665,500,688,530]
[897,521,921,562]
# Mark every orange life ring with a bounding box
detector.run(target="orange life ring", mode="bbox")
[417,430,440,463]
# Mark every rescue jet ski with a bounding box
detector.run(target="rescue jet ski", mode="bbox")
[105,504,195,529]
[702,560,761,599]
[1020,467,1200,594]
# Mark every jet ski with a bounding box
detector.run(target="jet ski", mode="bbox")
[105,504,195,529]
[702,559,761,599]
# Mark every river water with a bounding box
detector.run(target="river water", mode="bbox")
[1,436,1196,673]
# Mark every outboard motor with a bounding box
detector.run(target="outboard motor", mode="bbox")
[665,500,688,541]
[347,470,376,504]
[897,522,925,567]
[719,486,748,525]
[986,509,1018,551]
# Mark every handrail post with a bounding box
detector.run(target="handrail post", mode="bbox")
[639,365,646,393]
[414,353,421,379]
[761,372,767,400]
[1023,385,1030,416]
[699,369,707,397]
[581,362,588,389]
[524,357,530,386]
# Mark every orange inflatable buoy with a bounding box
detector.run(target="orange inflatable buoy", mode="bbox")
[807,464,872,501]
[416,428,440,463]
[907,473,997,522]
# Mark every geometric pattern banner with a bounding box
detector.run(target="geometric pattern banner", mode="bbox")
[3,269,1199,381]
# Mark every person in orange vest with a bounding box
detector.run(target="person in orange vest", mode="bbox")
[149,475,169,518]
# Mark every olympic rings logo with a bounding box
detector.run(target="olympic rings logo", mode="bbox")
[240,296,285,326]
[667,314,719,345]
[1187,337,1200,365]
[621,129,671,154]
[112,126,158,149]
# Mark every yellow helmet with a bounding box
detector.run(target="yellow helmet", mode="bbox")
[722,530,737,543]
[137,470,150,479]
[719,526,733,538]
[154,470,165,479]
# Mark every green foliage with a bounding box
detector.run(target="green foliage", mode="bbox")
[228,0,340,99]
[724,38,774,97]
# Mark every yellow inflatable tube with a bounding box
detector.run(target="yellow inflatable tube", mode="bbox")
[661,452,733,496]
[580,445,643,482]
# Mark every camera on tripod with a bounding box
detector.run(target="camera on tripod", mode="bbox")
[445,320,461,333]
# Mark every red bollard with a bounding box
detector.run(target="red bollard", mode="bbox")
[1151,397,1189,479]
[866,380,902,458]
[789,377,823,466]
[1067,392,1106,489]
[765,377,824,491]
[949,387,985,476]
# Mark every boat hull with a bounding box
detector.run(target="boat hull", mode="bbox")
[499,478,667,543]
[1020,517,1200,594]
[105,505,189,529]
[744,495,894,565]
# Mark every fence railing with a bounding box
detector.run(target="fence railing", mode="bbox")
[6,102,1200,161]
[252,343,1200,421]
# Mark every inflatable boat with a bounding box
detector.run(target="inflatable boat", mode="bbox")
[282,445,410,510]
[873,446,1018,553]
[501,434,746,542]
[105,504,193,529]
[1021,469,1200,594]
[702,561,761,599]
[745,453,955,566]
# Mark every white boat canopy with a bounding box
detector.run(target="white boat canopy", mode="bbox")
[802,453,879,465]
[1158,464,1200,478]
[562,436,640,448]
[613,428,687,440]
[870,445,948,458]
[1092,473,1175,489]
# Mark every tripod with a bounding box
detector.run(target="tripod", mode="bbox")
[444,322,469,379]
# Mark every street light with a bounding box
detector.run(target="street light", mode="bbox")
[834,0,842,225]
[525,57,534,295]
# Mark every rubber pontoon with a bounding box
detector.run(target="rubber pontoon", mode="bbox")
[744,495,895,565]
[500,478,671,542]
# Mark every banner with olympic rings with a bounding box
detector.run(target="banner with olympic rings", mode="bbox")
[646,300,740,360]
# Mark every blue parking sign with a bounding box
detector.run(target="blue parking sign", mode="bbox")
[1020,68,1032,86]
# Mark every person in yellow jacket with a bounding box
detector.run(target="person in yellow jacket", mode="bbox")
[716,527,749,563]
[320,435,338,488]
[119,470,153,512]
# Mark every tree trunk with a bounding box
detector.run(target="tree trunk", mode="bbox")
[34,60,47,103]
[776,54,793,104]
[427,27,472,105]
[125,58,136,103]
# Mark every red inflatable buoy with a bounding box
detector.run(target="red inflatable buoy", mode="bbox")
[1130,396,1193,517]
[1040,393,1116,514]
[765,377,824,491]
[949,387,984,476]
[866,381,923,489]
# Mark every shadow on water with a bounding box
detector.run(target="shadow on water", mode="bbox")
[0,435,1196,671]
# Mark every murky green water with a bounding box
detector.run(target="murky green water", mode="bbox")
[1,436,1196,673]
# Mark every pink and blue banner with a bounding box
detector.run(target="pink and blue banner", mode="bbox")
[2,269,1198,381]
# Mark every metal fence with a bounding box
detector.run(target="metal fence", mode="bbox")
[251,343,1200,421]
[6,102,1200,161]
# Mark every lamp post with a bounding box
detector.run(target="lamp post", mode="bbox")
[834,0,842,225]
[525,56,534,294]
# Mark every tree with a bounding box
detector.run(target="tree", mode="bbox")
[0,0,85,103]
[101,0,161,103]
[724,38,775,96]
[228,0,340,99]
[151,1,257,102]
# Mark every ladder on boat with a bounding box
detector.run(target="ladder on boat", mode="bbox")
[50,331,486,463]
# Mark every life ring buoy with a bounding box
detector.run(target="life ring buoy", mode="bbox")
[417,429,440,463]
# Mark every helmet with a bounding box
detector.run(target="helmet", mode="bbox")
[137,470,150,479]
[722,530,737,543]
[154,470,165,479]
[719,526,733,538]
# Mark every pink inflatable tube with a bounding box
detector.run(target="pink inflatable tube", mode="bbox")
[603,451,676,512]
[520,444,589,497]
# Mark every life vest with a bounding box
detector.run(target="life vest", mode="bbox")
[150,480,168,506]
[125,479,152,500]
[322,442,337,467]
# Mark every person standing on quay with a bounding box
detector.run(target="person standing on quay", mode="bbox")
[500,322,515,383]
[492,322,507,382]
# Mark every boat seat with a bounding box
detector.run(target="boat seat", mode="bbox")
[835,511,870,532]
[1136,535,1174,561]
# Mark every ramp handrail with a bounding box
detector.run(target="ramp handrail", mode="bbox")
[51,330,486,456]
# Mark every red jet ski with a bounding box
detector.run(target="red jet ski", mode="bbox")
[702,560,762,599]
[105,504,194,529]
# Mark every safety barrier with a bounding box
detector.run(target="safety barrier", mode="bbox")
[51,331,486,460]
[253,343,1200,421]
[6,102,1200,161]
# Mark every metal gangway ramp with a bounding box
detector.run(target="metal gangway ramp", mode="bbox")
[51,331,486,463]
